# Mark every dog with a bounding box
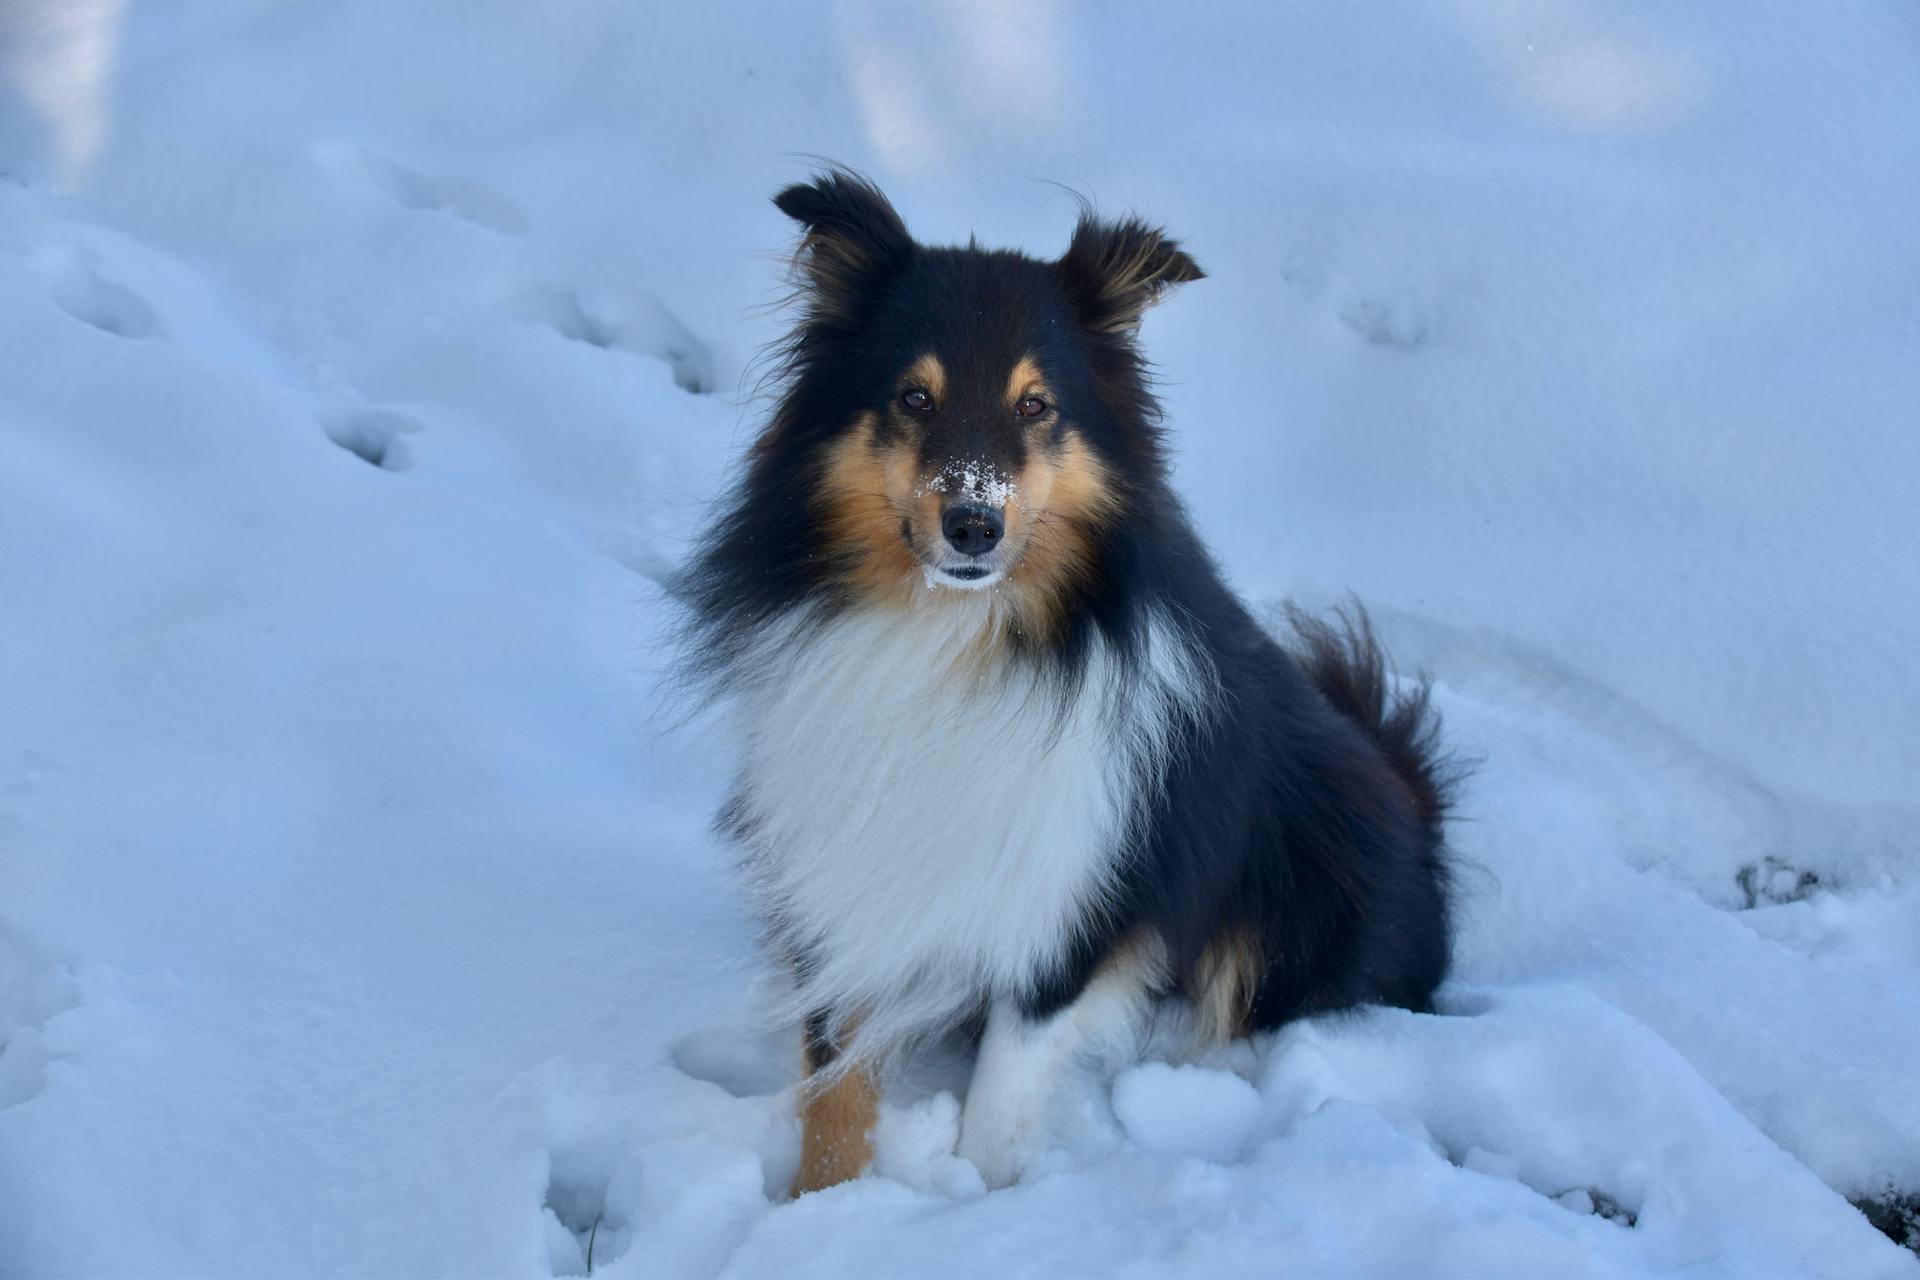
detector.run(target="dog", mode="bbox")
[679,170,1455,1194]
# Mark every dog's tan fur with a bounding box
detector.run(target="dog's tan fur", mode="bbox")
[792,1058,881,1196]
[813,356,1119,646]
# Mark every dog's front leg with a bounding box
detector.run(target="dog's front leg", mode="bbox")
[955,997,1076,1189]
[957,940,1159,1189]
[792,1009,877,1196]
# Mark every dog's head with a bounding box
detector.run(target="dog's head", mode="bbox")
[762,171,1201,632]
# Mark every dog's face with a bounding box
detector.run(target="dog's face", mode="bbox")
[766,173,1201,632]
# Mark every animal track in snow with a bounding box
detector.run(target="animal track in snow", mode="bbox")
[317,144,528,235]
[49,258,161,339]
[540,1127,771,1276]
[1277,253,1444,352]
[669,1024,795,1099]
[516,284,715,394]
[1556,1186,1640,1229]
[321,407,426,471]
[1447,1142,1641,1231]
[1338,295,1433,350]
[0,932,83,1112]
[543,1137,631,1276]
[1734,855,1821,909]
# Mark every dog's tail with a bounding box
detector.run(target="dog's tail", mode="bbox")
[1286,605,1456,831]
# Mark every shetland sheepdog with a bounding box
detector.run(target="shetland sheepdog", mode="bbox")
[680,170,1455,1194]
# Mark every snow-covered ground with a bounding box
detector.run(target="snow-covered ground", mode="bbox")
[3,2,1918,1275]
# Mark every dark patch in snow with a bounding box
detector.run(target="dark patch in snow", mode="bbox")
[1552,1186,1639,1228]
[321,408,425,472]
[1587,1188,1639,1229]
[1853,1190,1920,1256]
[50,262,161,339]
[1735,856,1820,909]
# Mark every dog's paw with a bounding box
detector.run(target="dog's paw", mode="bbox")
[954,1130,1021,1190]
[954,1100,1036,1190]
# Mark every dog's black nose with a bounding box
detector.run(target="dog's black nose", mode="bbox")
[941,504,1004,557]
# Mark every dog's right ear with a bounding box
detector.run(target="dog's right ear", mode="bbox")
[774,170,913,323]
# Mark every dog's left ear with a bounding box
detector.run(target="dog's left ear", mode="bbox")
[1058,214,1204,335]
[774,170,913,323]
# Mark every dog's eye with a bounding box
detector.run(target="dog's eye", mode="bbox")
[901,388,934,413]
[1015,396,1049,419]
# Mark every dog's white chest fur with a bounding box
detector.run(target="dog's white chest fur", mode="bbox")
[731,596,1207,1042]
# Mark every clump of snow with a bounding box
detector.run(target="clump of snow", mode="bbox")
[871,1089,984,1198]
[2,1,1917,1276]
[1111,1061,1263,1164]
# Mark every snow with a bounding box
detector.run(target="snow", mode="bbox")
[2,1,1917,1276]
[1111,1061,1263,1165]
[921,460,1020,508]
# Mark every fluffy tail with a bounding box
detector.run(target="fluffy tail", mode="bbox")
[1286,605,1456,830]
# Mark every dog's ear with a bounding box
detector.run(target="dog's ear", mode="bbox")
[1058,214,1204,335]
[774,170,913,322]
